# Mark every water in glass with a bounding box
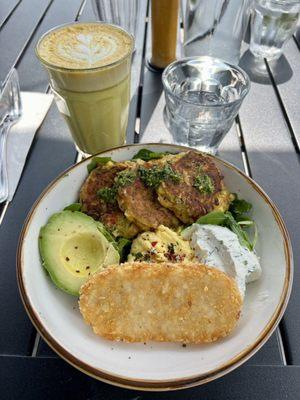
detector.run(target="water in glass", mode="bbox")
[162,57,250,154]
[250,0,300,60]
[183,0,251,65]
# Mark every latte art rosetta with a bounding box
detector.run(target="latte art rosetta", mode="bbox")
[57,33,118,66]
[37,23,133,69]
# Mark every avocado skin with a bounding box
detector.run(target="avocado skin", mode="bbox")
[39,211,119,296]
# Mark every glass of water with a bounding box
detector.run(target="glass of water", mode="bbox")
[162,57,250,154]
[92,0,140,38]
[183,0,252,65]
[250,0,300,61]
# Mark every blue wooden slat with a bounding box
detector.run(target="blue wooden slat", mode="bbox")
[0,0,52,83]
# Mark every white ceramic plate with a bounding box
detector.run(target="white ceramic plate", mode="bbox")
[17,144,293,391]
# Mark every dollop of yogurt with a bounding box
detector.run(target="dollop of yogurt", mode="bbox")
[182,224,262,297]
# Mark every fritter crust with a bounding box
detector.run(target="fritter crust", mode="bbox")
[79,262,242,343]
[80,162,139,238]
[117,164,179,231]
[157,151,232,224]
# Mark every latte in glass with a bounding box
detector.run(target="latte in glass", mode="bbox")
[36,22,134,155]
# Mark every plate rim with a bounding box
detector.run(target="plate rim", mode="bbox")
[16,143,293,391]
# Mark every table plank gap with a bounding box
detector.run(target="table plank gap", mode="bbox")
[0,0,22,30]
[0,0,54,84]
[134,5,150,143]
[235,115,252,176]
[31,334,41,358]
[276,327,287,365]
[16,0,83,92]
[267,39,300,152]
[75,0,87,21]
[264,58,300,153]
[0,202,9,226]
[293,32,300,50]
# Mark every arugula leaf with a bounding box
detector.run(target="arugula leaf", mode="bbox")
[229,196,252,216]
[63,203,82,212]
[96,222,132,261]
[87,156,113,173]
[196,210,255,251]
[116,237,132,262]
[224,212,253,251]
[96,222,116,245]
[235,214,253,223]
[132,149,171,161]
[235,214,254,227]
[196,211,228,226]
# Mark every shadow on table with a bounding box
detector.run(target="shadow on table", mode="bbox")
[140,68,164,133]
[239,50,293,85]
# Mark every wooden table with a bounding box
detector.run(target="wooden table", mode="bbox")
[1,1,300,398]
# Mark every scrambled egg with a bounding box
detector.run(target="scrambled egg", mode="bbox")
[128,225,195,263]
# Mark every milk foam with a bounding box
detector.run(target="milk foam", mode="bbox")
[57,33,118,66]
[37,23,133,69]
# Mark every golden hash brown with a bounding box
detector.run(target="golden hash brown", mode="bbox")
[79,262,242,343]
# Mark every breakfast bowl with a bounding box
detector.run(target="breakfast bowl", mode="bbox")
[17,143,293,391]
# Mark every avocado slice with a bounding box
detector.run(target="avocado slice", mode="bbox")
[39,211,120,296]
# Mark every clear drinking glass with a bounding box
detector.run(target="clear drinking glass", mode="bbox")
[183,0,252,65]
[36,22,134,156]
[92,0,140,38]
[0,68,22,202]
[162,57,250,154]
[250,0,300,60]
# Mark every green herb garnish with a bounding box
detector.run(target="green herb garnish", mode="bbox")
[132,149,171,161]
[115,170,136,187]
[167,243,176,254]
[87,157,113,173]
[133,252,144,261]
[63,203,82,212]
[139,164,181,189]
[97,170,136,204]
[97,187,117,204]
[193,174,214,194]
[229,195,252,216]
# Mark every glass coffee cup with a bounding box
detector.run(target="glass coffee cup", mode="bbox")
[36,22,134,155]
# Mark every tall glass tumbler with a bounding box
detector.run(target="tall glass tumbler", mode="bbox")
[250,0,300,61]
[183,0,252,64]
[92,0,140,38]
[36,22,134,156]
[162,57,250,154]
